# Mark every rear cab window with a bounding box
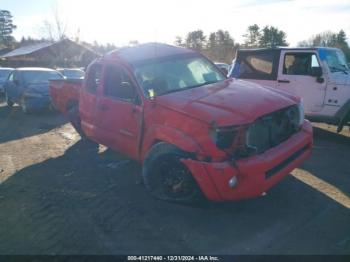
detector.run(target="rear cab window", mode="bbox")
[86,64,102,94]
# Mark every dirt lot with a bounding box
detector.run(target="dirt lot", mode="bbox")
[0,99,349,255]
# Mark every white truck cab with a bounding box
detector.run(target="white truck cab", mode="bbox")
[229,47,350,132]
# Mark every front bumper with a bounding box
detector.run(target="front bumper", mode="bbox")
[182,120,313,201]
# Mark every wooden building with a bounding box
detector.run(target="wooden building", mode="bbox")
[0,39,100,68]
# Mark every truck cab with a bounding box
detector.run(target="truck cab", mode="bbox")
[229,47,350,132]
[51,43,313,203]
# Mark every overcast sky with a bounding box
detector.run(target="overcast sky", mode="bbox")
[2,0,350,46]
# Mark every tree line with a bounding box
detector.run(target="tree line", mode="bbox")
[298,30,350,59]
[1,9,349,62]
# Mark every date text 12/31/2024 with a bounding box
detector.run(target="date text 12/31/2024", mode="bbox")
[127,256,220,261]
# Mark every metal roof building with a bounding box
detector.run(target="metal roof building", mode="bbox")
[0,39,100,68]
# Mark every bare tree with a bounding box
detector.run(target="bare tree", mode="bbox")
[39,3,68,41]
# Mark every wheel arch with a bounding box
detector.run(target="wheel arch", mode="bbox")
[140,125,203,163]
[335,99,350,132]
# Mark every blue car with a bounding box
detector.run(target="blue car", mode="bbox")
[4,67,64,113]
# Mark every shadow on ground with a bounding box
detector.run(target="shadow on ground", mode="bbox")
[0,102,68,144]
[0,130,349,255]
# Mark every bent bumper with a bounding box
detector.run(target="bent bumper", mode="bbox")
[182,120,313,201]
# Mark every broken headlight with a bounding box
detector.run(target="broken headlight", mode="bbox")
[209,126,238,150]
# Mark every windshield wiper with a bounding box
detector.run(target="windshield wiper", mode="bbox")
[159,81,219,96]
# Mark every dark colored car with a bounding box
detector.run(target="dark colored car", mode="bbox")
[214,62,230,76]
[4,67,64,113]
[57,68,85,79]
[0,68,14,93]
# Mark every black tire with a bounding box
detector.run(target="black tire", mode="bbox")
[67,105,86,138]
[5,92,13,107]
[143,142,202,203]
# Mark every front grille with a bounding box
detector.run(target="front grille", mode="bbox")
[246,105,300,155]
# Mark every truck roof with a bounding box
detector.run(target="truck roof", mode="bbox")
[238,47,339,52]
[104,43,196,65]
[16,67,57,72]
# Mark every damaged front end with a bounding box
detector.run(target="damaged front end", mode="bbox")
[209,103,304,159]
[182,102,311,201]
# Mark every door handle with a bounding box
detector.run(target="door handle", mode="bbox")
[278,80,290,83]
[97,104,109,111]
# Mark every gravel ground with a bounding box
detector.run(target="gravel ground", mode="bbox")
[0,101,349,255]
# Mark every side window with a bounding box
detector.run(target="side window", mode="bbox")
[86,64,101,94]
[283,53,319,76]
[103,65,136,102]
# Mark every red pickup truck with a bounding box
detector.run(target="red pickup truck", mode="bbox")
[50,43,313,203]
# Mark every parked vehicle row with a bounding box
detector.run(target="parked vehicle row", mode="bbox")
[57,68,85,79]
[1,67,85,113]
[50,43,313,203]
[4,68,64,113]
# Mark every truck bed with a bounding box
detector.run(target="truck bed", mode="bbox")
[49,78,83,114]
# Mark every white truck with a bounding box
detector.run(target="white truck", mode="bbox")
[229,47,350,132]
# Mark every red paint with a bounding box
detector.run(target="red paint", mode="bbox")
[50,44,313,201]
[49,79,83,114]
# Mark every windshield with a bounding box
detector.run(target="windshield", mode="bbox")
[22,70,63,84]
[134,55,226,97]
[0,70,12,81]
[60,69,85,79]
[323,49,349,73]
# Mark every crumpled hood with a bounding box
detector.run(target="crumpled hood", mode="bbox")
[156,79,298,126]
[25,83,50,96]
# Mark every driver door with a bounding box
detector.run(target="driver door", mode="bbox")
[277,51,326,113]
[5,71,21,102]
[95,63,143,159]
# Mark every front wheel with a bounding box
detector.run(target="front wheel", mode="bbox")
[143,142,202,203]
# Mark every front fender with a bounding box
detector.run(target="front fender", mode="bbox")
[336,99,350,121]
[141,124,204,162]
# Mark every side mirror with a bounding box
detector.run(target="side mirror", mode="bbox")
[13,79,19,86]
[311,67,323,77]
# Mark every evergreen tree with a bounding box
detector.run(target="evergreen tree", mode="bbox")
[0,10,16,47]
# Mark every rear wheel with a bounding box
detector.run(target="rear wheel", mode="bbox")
[67,105,86,138]
[5,92,13,107]
[143,142,202,203]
